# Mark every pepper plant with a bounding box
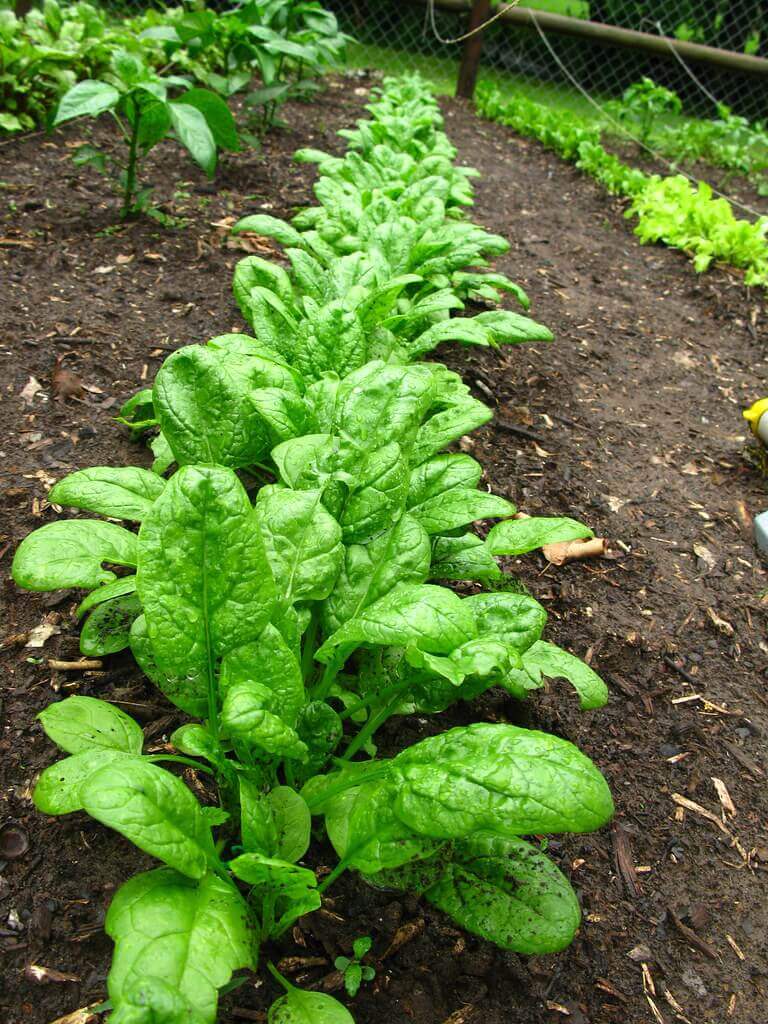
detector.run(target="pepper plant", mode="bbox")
[53,49,239,220]
[13,74,614,1024]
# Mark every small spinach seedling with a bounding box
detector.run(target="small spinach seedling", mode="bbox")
[335,937,376,998]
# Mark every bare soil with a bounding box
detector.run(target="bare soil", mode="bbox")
[1,77,767,1024]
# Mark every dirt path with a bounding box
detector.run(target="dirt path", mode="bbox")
[436,97,768,1024]
[1,79,767,1024]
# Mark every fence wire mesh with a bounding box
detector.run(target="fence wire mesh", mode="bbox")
[326,0,768,124]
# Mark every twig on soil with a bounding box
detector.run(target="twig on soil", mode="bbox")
[663,655,698,687]
[612,823,641,897]
[493,418,548,443]
[671,793,749,862]
[381,919,425,960]
[720,739,765,779]
[47,659,103,671]
[667,908,719,961]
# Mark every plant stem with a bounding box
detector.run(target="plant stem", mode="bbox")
[122,106,141,220]
[267,961,293,993]
[339,693,403,763]
[339,679,410,721]
[318,858,348,895]
[147,754,214,775]
[312,652,344,701]
[301,608,319,683]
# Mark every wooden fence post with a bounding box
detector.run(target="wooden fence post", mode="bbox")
[455,0,492,98]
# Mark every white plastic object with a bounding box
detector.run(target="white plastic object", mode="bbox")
[758,413,768,447]
[755,510,768,556]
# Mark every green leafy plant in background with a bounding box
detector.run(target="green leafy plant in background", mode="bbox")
[476,83,768,289]
[13,74,614,1024]
[335,937,376,997]
[606,76,682,145]
[53,49,239,220]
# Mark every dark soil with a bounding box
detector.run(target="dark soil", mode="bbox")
[1,76,767,1024]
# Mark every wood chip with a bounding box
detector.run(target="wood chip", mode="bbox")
[725,934,745,960]
[381,918,424,960]
[712,777,736,818]
[48,1006,100,1024]
[48,659,103,671]
[667,908,719,961]
[612,822,641,897]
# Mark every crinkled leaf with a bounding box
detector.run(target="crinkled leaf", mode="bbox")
[82,760,216,878]
[221,679,308,760]
[137,467,276,715]
[317,583,476,662]
[34,749,138,816]
[49,467,166,521]
[256,488,343,605]
[12,520,138,591]
[429,534,501,582]
[268,988,353,1024]
[393,723,614,838]
[464,591,547,654]
[407,454,482,507]
[408,487,515,535]
[106,868,254,1024]
[76,576,137,618]
[220,624,304,727]
[341,443,409,543]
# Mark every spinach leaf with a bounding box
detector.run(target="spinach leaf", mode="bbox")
[12,520,138,591]
[81,759,217,878]
[106,868,254,1024]
[486,516,594,556]
[523,640,609,710]
[38,695,144,755]
[49,467,166,521]
[138,466,276,718]
[392,723,614,837]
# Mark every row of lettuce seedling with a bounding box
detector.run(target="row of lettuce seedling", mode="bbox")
[476,84,768,289]
[12,75,613,1024]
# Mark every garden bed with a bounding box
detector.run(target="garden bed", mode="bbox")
[1,78,767,1024]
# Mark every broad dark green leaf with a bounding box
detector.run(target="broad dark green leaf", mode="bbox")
[407,454,482,507]
[138,467,276,713]
[317,583,477,662]
[153,344,271,469]
[232,214,305,248]
[295,702,343,773]
[256,488,343,605]
[38,695,144,755]
[49,467,166,521]
[393,723,614,838]
[341,442,409,543]
[410,397,492,466]
[12,520,138,591]
[106,868,254,1024]
[82,759,216,878]
[76,576,137,618]
[486,517,594,556]
[334,361,434,452]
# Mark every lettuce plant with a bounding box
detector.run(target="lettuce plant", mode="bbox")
[13,74,614,1024]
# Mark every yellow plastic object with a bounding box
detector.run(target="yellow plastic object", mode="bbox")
[743,398,768,437]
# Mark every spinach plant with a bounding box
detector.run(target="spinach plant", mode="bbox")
[14,73,614,1024]
[609,76,682,145]
[53,49,239,220]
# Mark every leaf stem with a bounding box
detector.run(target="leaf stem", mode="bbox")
[339,679,410,721]
[147,754,215,775]
[267,960,293,993]
[122,103,141,220]
[340,692,404,763]
[318,857,348,895]
[301,608,319,684]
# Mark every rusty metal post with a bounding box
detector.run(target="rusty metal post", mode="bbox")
[455,0,492,98]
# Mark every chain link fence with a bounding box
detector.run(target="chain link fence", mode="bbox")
[327,0,768,123]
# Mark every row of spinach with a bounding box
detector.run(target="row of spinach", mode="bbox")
[12,74,614,1024]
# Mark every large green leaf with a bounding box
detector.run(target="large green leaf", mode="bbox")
[317,583,477,662]
[153,344,271,469]
[38,695,144,755]
[34,749,138,816]
[54,79,120,124]
[178,87,239,151]
[340,442,409,544]
[256,488,343,605]
[221,680,307,760]
[377,835,581,954]
[12,520,138,591]
[81,759,216,878]
[392,723,614,838]
[464,591,547,654]
[137,467,276,713]
[429,534,501,582]
[220,624,304,727]
[106,868,254,1024]
[407,454,482,507]
[49,467,166,521]
[169,101,217,177]
[408,487,515,535]
[323,514,431,633]
[486,516,594,556]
